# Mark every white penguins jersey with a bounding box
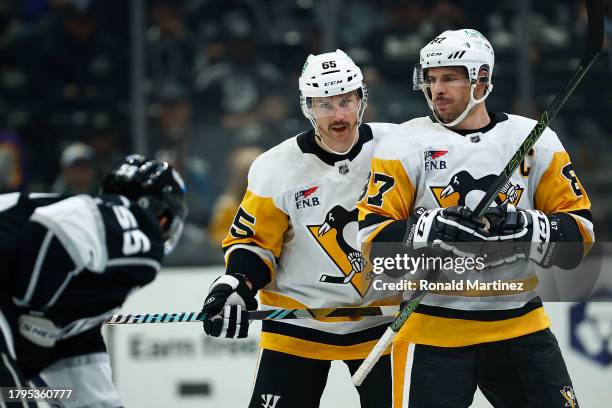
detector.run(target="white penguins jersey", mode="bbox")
[358,113,594,347]
[222,123,402,360]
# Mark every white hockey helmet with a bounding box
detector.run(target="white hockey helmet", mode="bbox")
[299,49,367,118]
[414,29,495,127]
[298,49,368,154]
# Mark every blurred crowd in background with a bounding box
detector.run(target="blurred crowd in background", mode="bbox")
[1,0,611,265]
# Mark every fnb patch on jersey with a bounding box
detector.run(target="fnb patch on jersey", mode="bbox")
[424,150,448,171]
[295,186,320,209]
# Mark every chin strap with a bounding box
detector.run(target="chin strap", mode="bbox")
[425,83,493,128]
[314,125,360,155]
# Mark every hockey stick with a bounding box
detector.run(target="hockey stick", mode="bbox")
[352,0,604,386]
[104,305,400,325]
[320,252,365,283]
[319,270,356,284]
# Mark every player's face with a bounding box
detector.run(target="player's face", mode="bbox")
[426,67,472,124]
[311,92,361,151]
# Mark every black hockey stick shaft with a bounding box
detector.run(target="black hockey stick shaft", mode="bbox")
[354,0,604,386]
[473,0,604,218]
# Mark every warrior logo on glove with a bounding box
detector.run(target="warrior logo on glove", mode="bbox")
[307,205,373,297]
[430,170,524,208]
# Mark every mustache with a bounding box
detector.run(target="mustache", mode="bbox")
[329,121,351,129]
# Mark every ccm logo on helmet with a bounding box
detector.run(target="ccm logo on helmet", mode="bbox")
[324,80,343,86]
[426,52,442,57]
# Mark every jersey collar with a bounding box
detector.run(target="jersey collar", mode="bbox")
[297,123,374,166]
[429,112,509,136]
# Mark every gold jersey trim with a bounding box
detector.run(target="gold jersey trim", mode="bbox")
[394,307,550,347]
[222,190,288,258]
[534,151,591,215]
[358,158,415,225]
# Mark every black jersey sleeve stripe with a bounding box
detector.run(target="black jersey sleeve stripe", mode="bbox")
[226,248,272,291]
[370,219,408,243]
[261,320,390,346]
[565,209,593,223]
[359,213,393,230]
[411,298,543,321]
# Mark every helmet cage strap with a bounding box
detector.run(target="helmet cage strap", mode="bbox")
[302,85,368,155]
[421,67,493,128]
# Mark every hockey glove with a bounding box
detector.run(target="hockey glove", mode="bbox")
[202,273,258,338]
[409,206,488,258]
[483,205,558,269]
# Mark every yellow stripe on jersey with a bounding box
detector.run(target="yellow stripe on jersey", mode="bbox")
[358,158,415,241]
[222,190,289,258]
[394,307,550,347]
[260,332,391,361]
[534,151,592,240]
[391,342,411,408]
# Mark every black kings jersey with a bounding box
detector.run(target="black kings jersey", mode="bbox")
[0,192,164,329]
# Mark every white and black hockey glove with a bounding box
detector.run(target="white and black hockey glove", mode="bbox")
[409,206,488,258]
[201,273,258,338]
[483,205,559,269]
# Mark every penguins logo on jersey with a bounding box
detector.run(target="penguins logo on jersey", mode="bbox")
[430,170,524,208]
[307,206,373,297]
[560,386,577,408]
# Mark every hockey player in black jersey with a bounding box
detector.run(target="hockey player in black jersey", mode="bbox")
[0,154,187,407]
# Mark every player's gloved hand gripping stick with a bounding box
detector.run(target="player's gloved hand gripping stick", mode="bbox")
[351,0,604,386]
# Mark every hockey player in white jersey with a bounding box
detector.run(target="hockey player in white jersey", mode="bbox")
[201,50,400,407]
[358,29,593,407]
[0,155,187,407]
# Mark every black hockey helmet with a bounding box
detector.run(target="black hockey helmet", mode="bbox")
[101,154,188,254]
